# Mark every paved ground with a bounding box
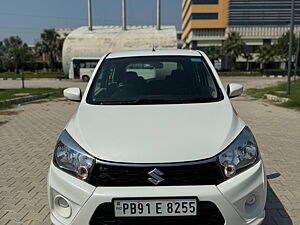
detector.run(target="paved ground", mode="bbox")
[0,77,299,225]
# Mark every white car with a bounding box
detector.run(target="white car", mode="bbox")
[48,49,267,225]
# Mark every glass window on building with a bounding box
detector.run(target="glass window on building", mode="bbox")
[191,13,219,20]
[243,45,259,54]
[263,39,271,46]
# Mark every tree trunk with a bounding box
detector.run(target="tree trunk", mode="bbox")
[21,72,25,89]
[49,52,55,71]
[15,61,20,74]
[231,58,236,71]
[246,60,249,71]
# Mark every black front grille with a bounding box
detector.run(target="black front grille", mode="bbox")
[90,201,225,225]
[89,159,225,187]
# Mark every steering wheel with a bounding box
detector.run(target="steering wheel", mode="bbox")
[110,84,136,98]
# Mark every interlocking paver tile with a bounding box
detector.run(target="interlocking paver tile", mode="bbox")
[0,78,299,224]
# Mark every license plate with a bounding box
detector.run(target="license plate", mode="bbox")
[114,198,197,217]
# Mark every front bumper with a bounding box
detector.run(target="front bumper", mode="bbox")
[48,160,267,225]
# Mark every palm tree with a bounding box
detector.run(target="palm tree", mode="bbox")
[256,45,275,73]
[57,33,68,57]
[242,52,253,71]
[206,46,222,63]
[223,32,245,71]
[36,29,64,71]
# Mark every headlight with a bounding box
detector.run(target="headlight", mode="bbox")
[218,127,258,178]
[53,130,95,181]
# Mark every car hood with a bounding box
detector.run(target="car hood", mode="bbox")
[66,100,245,163]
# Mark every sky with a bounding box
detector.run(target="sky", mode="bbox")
[0,0,183,45]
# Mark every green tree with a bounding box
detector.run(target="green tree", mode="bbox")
[223,32,245,71]
[0,41,4,72]
[256,45,275,73]
[35,29,65,71]
[8,45,32,73]
[57,33,68,56]
[3,36,23,49]
[207,46,222,62]
[242,52,253,71]
[2,36,32,73]
[275,32,298,69]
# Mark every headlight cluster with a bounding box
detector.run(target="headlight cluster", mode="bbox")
[54,130,95,181]
[53,128,258,182]
[218,127,258,178]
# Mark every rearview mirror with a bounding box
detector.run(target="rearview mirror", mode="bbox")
[227,83,243,98]
[64,87,82,102]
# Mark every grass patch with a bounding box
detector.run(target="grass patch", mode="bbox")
[219,72,262,77]
[0,88,63,101]
[0,72,65,79]
[0,104,15,111]
[246,80,300,110]
[0,88,63,110]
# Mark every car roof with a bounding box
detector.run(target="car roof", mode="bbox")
[106,49,202,59]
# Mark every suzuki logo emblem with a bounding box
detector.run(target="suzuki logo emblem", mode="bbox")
[148,168,164,185]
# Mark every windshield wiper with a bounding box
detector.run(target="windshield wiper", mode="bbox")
[130,98,180,105]
[97,99,180,105]
[179,97,217,103]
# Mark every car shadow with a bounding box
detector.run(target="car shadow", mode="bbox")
[266,173,281,180]
[262,173,293,225]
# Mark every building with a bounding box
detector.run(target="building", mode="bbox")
[62,0,178,78]
[62,26,177,76]
[182,0,300,69]
[55,28,74,38]
[182,0,228,44]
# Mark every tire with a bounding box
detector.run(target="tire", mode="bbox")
[82,75,90,82]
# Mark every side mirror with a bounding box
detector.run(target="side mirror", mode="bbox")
[63,87,82,102]
[227,83,243,98]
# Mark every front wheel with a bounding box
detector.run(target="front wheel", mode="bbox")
[82,75,90,82]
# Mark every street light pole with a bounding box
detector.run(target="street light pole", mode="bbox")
[88,0,93,31]
[287,0,295,95]
[122,0,127,30]
[294,32,300,81]
[157,0,161,30]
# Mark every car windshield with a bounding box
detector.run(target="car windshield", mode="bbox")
[86,56,223,105]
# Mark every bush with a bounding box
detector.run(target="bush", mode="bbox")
[263,69,300,76]
[219,72,262,77]
[263,69,287,76]
[0,71,65,79]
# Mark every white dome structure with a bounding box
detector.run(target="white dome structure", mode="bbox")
[62,25,177,76]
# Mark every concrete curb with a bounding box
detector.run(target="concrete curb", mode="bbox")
[0,92,57,106]
[262,75,299,78]
[0,78,21,80]
[264,94,289,103]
